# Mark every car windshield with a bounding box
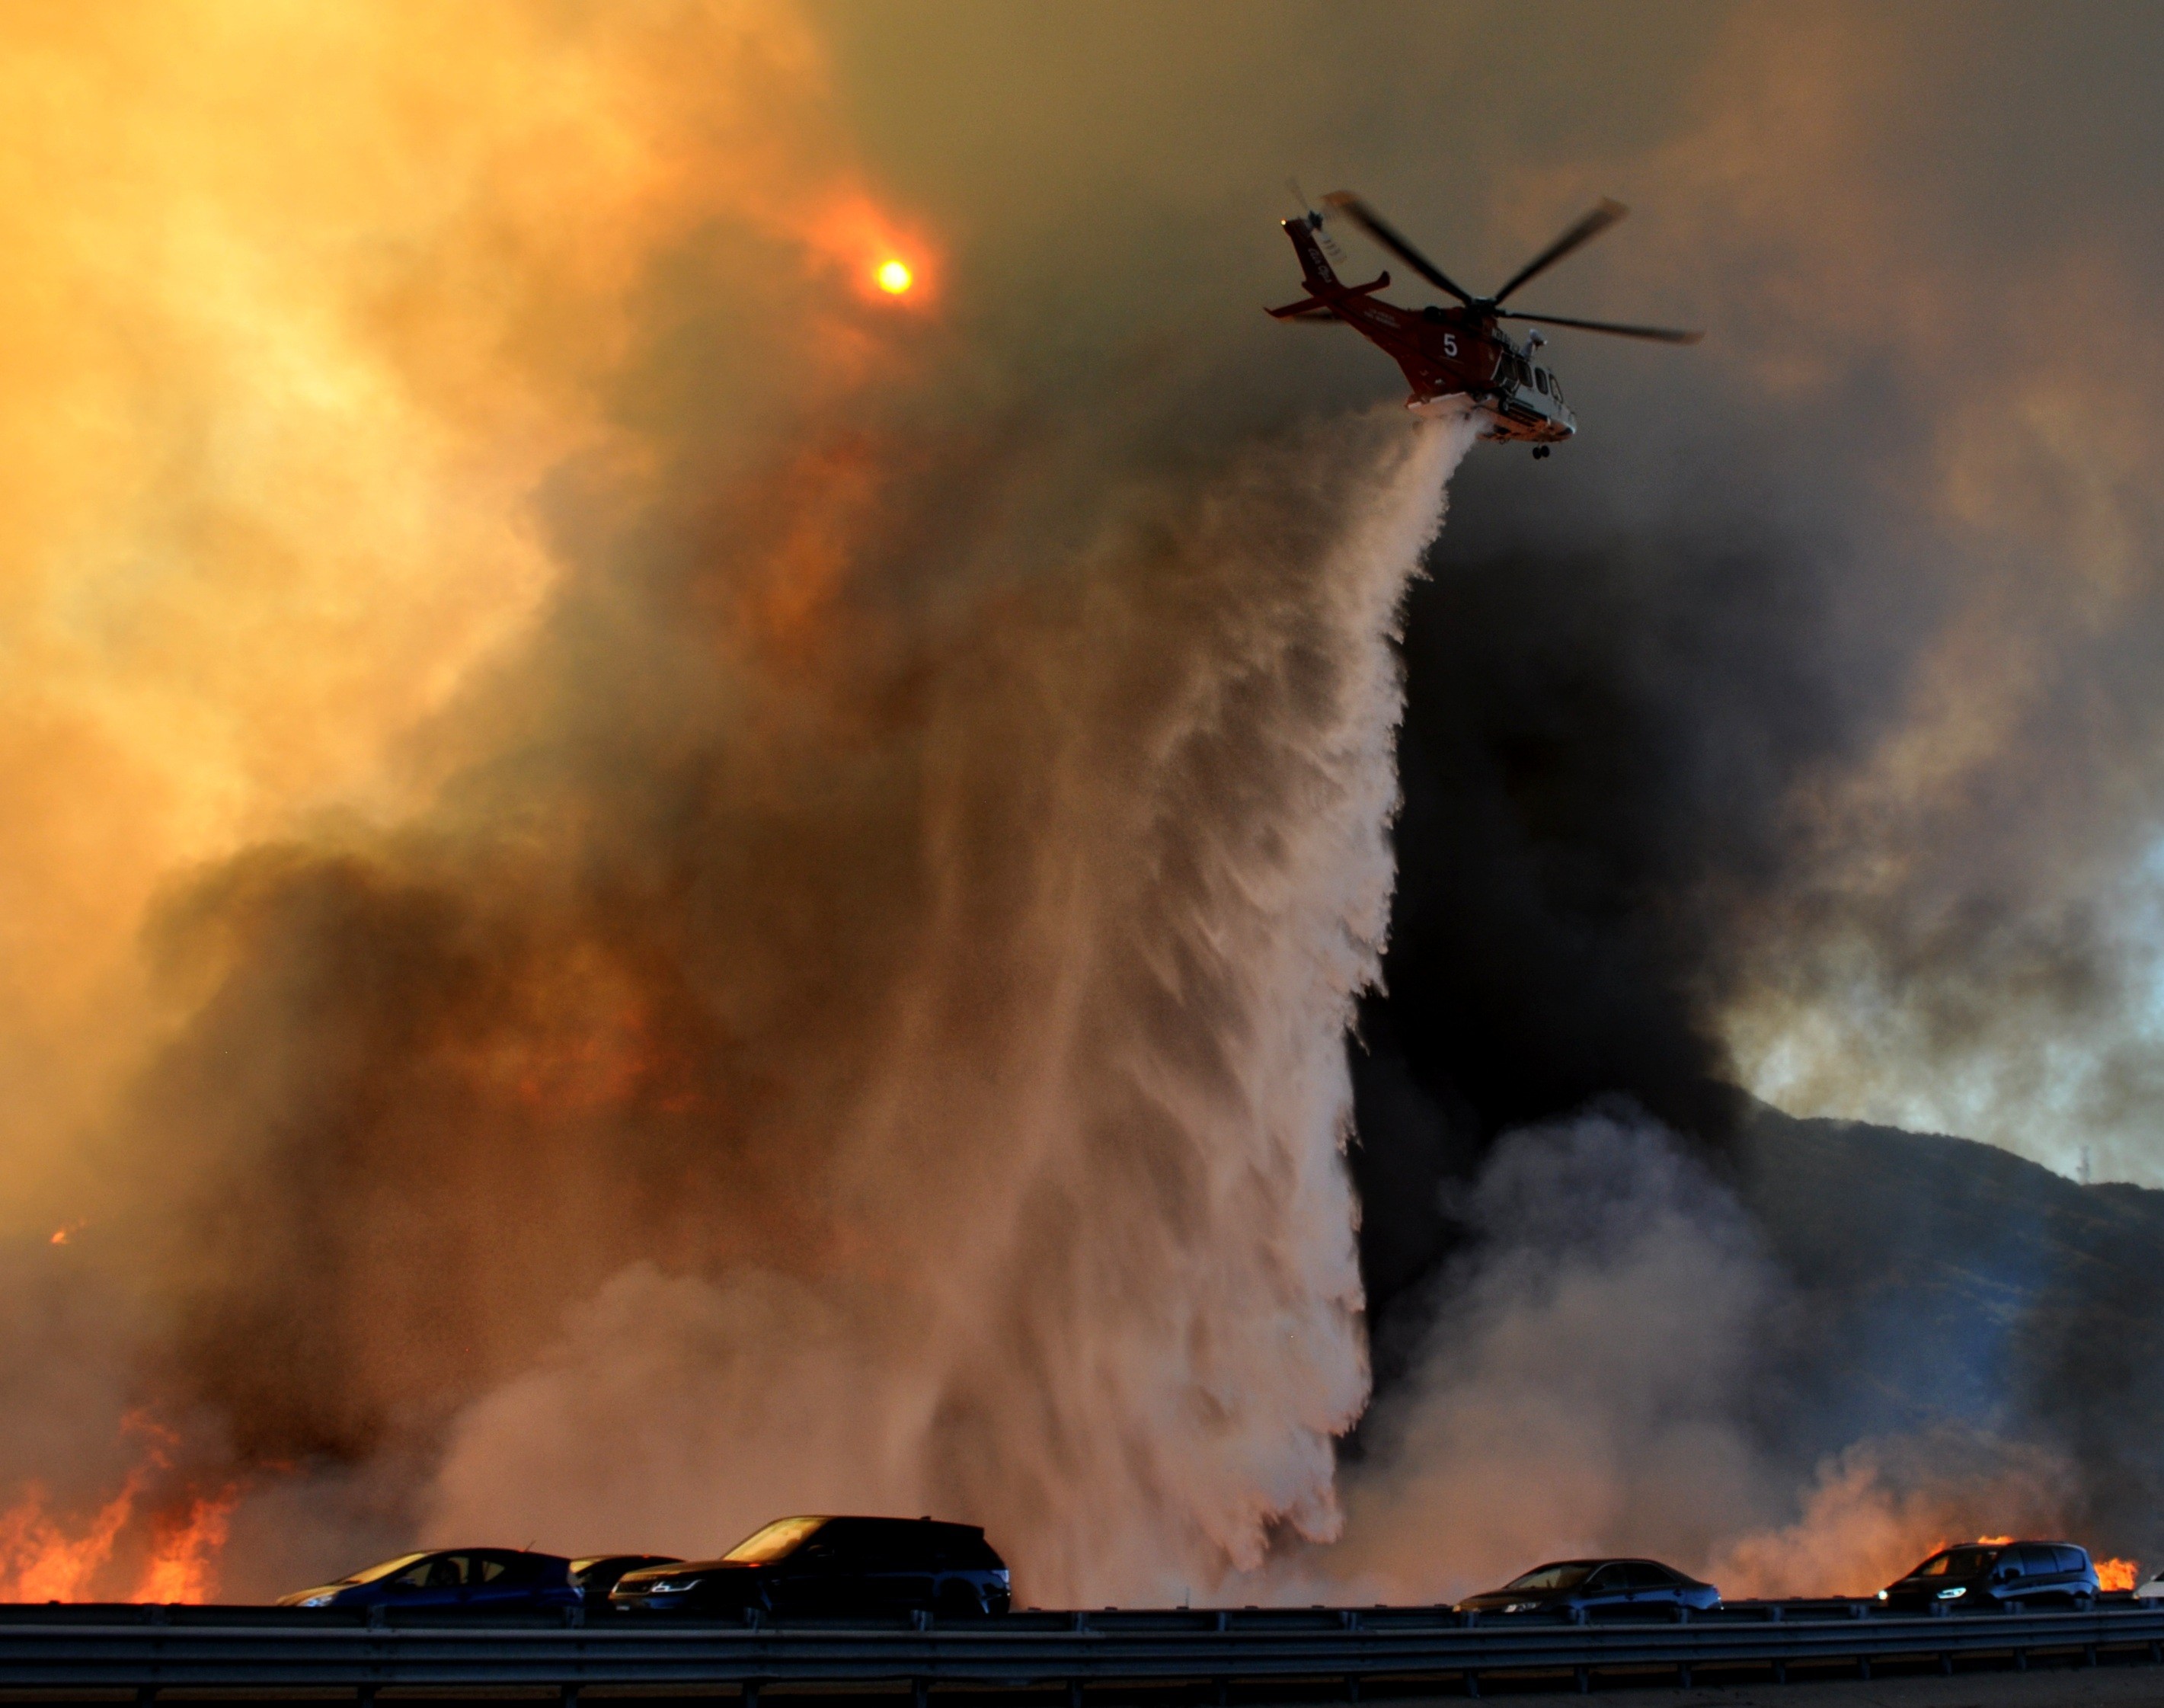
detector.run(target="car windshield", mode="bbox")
[1914,1546,1999,1579]
[723,1517,828,1564]
[1504,1562,1596,1591]
[342,1553,431,1585]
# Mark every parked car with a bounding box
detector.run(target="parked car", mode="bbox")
[1878,1540,2098,1610]
[571,1554,682,1606]
[276,1549,582,1612]
[1453,1559,1721,1618]
[610,1515,1010,1617]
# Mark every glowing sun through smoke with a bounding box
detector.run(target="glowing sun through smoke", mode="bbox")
[806,192,935,308]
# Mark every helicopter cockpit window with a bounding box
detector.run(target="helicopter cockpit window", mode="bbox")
[1535,369,1549,395]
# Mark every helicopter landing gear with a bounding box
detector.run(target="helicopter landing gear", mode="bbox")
[1532,445,1551,460]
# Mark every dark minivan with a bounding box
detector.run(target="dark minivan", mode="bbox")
[1454,1559,1721,1617]
[610,1515,1010,1618]
[1878,1541,2099,1610]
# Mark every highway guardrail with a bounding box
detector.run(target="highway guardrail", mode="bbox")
[1,1597,2160,1700]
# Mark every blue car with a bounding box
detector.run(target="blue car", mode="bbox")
[276,1548,582,1612]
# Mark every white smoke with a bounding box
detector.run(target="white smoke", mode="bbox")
[417,408,1480,1604]
[1318,1108,2085,1606]
[1322,1109,1776,1602]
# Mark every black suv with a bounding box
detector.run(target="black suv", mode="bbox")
[1878,1541,2099,1610]
[610,1516,1011,1618]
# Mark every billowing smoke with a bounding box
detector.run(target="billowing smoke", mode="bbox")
[10,0,2164,1614]
[94,395,1472,1599]
[1321,1111,2091,1604]
[5,0,1482,1591]
[312,406,1468,1601]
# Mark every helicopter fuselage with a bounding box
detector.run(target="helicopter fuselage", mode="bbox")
[1335,293,1575,443]
[1271,216,1575,444]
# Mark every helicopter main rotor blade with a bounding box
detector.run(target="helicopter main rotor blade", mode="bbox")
[1498,309,1702,344]
[1323,192,1478,307]
[1491,199,1629,305]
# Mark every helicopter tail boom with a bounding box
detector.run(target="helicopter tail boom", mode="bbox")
[1271,221,1390,318]
[1283,214,1341,289]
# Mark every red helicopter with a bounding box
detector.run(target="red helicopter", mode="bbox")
[1269,191,1700,456]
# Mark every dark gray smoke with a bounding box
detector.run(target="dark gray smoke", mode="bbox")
[1347,523,1864,1359]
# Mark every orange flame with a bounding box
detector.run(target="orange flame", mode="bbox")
[0,1473,145,1601]
[1976,1534,2015,1545]
[135,1488,239,1604]
[0,1416,238,1604]
[2098,1557,2140,1591]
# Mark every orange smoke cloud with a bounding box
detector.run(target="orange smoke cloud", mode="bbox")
[0,0,925,1233]
[1708,1452,2076,1601]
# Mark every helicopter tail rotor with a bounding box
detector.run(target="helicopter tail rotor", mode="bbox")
[1287,178,1349,266]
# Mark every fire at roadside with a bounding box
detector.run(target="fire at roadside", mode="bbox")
[0,1417,235,1605]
